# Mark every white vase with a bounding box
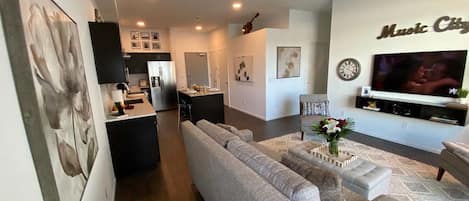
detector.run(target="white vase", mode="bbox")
[458,97,468,104]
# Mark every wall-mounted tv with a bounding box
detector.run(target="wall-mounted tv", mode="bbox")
[372,50,467,97]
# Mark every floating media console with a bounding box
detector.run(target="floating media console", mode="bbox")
[355,96,467,126]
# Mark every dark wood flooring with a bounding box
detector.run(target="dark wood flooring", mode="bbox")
[115,107,439,201]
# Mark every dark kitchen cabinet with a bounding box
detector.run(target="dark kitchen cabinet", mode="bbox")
[178,92,225,124]
[106,116,160,179]
[89,22,126,84]
[124,53,171,74]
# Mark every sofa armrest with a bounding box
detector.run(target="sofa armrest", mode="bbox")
[281,154,343,201]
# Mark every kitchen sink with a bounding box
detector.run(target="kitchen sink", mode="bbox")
[124,98,144,105]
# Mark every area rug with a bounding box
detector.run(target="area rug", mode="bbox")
[259,133,469,201]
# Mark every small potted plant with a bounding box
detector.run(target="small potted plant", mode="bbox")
[457,88,469,104]
[312,118,354,157]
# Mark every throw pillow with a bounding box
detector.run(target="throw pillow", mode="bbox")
[217,123,253,142]
[227,139,320,201]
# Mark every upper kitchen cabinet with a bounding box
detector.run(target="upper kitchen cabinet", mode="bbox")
[124,53,171,74]
[89,22,126,84]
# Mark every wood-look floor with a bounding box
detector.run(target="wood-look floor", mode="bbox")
[115,107,439,201]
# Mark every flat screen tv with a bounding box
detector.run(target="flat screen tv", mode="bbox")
[372,50,467,97]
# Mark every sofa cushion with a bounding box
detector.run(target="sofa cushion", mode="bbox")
[196,120,240,147]
[249,142,282,162]
[217,123,254,142]
[443,141,469,164]
[281,153,343,201]
[227,139,320,201]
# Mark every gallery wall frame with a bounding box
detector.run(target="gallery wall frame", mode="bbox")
[234,56,254,82]
[0,0,99,201]
[277,46,301,79]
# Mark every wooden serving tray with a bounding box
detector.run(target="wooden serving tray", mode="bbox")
[308,144,357,168]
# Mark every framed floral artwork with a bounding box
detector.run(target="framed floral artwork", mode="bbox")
[277,47,301,78]
[130,31,140,40]
[1,0,99,200]
[140,32,150,40]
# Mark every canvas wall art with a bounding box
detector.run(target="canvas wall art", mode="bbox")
[142,41,151,50]
[141,32,150,40]
[130,31,140,40]
[152,42,161,50]
[131,41,141,49]
[234,56,253,82]
[151,32,160,40]
[277,47,301,78]
[1,0,99,200]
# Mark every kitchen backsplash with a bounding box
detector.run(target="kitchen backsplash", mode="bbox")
[128,73,149,89]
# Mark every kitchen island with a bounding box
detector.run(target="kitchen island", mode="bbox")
[105,94,160,179]
[178,89,225,124]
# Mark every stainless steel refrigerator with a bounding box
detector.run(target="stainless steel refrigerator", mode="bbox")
[148,61,177,111]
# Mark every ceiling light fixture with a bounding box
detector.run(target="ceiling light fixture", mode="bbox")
[232,2,242,9]
[195,25,203,31]
[136,21,145,27]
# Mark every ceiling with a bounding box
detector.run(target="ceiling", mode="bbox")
[110,0,331,31]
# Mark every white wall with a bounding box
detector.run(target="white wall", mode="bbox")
[208,9,331,120]
[169,28,210,88]
[208,27,230,104]
[265,10,331,120]
[0,15,43,201]
[0,0,116,200]
[328,0,469,153]
[229,29,268,119]
[120,26,171,53]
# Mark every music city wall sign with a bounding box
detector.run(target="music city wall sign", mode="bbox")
[377,16,469,40]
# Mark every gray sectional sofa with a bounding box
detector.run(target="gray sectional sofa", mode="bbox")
[181,120,342,201]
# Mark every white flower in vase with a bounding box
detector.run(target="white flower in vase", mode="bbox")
[322,119,342,134]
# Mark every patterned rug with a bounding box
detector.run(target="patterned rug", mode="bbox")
[259,133,469,201]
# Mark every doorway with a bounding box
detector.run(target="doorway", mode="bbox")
[208,49,229,105]
[184,52,209,86]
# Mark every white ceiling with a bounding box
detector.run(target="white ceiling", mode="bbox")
[112,0,332,31]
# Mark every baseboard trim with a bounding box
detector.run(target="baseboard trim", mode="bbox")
[355,130,442,154]
[265,113,299,121]
[228,106,267,121]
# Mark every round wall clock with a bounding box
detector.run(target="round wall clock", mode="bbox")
[337,58,361,81]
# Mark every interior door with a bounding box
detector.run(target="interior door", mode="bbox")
[210,49,230,105]
[185,52,209,86]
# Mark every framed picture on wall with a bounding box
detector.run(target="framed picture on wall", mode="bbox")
[130,31,140,40]
[234,56,254,82]
[152,42,161,50]
[277,47,301,78]
[143,41,151,50]
[151,32,160,40]
[1,0,99,200]
[131,41,141,49]
[361,86,372,97]
[141,32,150,40]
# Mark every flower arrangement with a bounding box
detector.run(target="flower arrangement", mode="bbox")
[312,118,354,156]
[457,88,469,104]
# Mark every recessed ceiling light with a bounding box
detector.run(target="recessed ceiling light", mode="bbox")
[136,21,145,27]
[195,25,203,31]
[232,2,242,9]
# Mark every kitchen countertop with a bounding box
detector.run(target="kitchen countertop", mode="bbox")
[178,89,223,97]
[105,94,156,123]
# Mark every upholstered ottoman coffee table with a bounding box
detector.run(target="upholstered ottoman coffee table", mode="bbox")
[286,142,392,201]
